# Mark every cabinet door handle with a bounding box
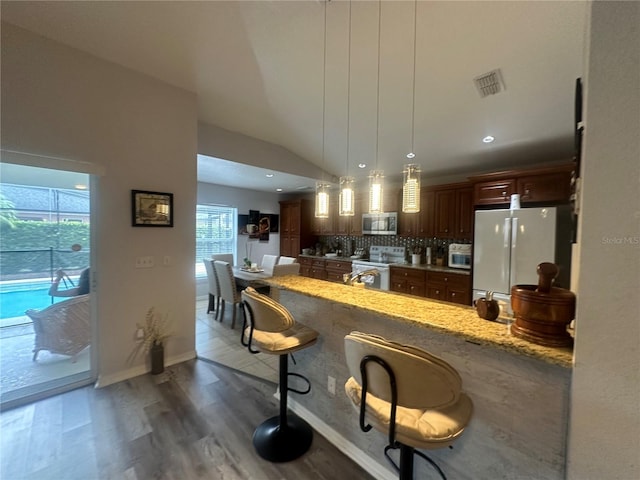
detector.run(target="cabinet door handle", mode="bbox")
[501,191,507,197]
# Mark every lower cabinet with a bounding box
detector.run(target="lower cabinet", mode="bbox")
[426,271,471,306]
[298,257,327,280]
[390,267,426,297]
[325,259,352,283]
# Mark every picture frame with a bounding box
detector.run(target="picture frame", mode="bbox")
[131,190,173,227]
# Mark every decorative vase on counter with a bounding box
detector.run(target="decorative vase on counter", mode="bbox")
[412,253,421,265]
[475,291,500,321]
[150,342,165,375]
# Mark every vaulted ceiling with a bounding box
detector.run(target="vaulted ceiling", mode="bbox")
[1,1,587,192]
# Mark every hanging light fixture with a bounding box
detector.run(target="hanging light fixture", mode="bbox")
[339,0,355,217]
[315,1,330,218]
[402,0,421,213]
[369,0,384,214]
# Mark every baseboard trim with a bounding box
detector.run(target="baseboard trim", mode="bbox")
[95,350,197,388]
[287,397,396,480]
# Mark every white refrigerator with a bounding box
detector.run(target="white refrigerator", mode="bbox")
[472,207,558,314]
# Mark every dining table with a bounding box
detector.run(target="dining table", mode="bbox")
[232,266,272,291]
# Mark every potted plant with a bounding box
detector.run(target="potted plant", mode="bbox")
[136,307,172,374]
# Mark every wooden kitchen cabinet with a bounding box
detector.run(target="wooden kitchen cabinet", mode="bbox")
[325,259,352,283]
[433,183,472,239]
[456,187,473,238]
[298,256,313,277]
[279,199,315,257]
[390,266,426,297]
[517,172,571,204]
[471,163,574,206]
[309,258,327,280]
[426,271,471,306]
[473,179,516,206]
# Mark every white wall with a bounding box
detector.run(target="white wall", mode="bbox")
[1,23,198,385]
[568,2,640,478]
[196,181,281,266]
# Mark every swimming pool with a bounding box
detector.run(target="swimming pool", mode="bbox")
[0,279,75,320]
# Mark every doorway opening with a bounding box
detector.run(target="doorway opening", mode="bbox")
[0,162,94,409]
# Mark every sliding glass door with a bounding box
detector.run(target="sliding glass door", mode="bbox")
[0,162,95,409]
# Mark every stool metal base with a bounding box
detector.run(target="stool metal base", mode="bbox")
[252,414,313,462]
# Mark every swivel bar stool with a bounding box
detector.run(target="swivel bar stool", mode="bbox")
[241,286,319,462]
[344,331,473,480]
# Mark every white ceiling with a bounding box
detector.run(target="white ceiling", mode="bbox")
[1,1,587,193]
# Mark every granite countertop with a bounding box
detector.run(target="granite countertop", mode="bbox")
[265,275,573,368]
[298,254,470,275]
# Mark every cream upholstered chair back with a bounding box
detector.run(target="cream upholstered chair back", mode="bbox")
[272,263,301,277]
[344,331,462,410]
[277,256,297,265]
[212,253,234,265]
[241,286,295,333]
[203,258,218,296]
[261,254,279,275]
[213,260,240,304]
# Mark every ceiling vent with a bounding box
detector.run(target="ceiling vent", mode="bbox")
[474,69,505,98]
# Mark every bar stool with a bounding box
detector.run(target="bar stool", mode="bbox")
[241,286,319,462]
[344,331,473,480]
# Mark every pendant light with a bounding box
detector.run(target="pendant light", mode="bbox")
[315,1,330,218]
[339,0,355,217]
[402,0,421,213]
[369,0,384,214]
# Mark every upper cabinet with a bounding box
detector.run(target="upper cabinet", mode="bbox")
[279,199,315,257]
[470,163,575,207]
[398,183,471,239]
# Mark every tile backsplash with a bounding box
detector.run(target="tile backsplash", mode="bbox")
[314,235,471,261]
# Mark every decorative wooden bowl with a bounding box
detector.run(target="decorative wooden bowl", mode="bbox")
[510,262,575,347]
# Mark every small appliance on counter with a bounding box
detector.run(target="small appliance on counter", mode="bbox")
[448,243,472,269]
[510,262,575,347]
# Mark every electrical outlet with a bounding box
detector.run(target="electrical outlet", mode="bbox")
[135,256,155,268]
[327,375,336,396]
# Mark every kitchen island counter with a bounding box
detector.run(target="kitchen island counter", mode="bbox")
[261,274,573,479]
[266,275,572,368]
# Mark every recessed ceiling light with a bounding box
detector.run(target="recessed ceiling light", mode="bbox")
[482,135,495,143]
[276,188,283,192]
[266,174,274,178]
[74,184,88,190]
[358,163,366,169]
[406,152,415,159]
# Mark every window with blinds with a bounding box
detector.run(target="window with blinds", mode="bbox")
[195,204,237,276]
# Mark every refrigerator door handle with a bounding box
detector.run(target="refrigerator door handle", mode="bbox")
[510,217,519,288]
[503,218,512,289]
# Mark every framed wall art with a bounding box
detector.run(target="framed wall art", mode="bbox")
[131,190,173,227]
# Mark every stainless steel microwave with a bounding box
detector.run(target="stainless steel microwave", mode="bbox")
[362,212,398,235]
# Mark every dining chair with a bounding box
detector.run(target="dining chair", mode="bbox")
[212,253,234,265]
[261,254,279,275]
[213,260,243,329]
[202,258,220,320]
[277,256,297,265]
[272,263,300,277]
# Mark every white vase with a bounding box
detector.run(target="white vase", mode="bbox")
[412,254,421,265]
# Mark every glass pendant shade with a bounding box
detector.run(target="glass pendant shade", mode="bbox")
[315,181,330,218]
[402,163,421,213]
[339,176,355,216]
[368,170,385,214]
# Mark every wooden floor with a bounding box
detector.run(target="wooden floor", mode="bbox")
[0,358,375,480]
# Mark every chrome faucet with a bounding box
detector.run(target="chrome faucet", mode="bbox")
[343,268,380,286]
